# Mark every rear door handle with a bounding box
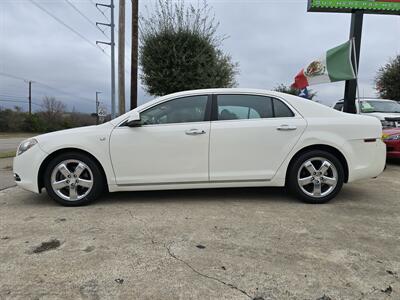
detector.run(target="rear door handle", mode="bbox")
[277,125,297,131]
[185,129,206,135]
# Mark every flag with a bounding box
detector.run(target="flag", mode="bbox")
[298,88,309,99]
[292,40,356,89]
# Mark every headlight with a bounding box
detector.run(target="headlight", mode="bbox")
[17,138,38,156]
[384,134,400,141]
[381,120,396,128]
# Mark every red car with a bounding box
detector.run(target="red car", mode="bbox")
[383,128,400,158]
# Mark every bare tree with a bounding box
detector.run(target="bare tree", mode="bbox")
[41,96,66,122]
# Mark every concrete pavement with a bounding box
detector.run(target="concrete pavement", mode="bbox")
[0,137,28,152]
[0,157,14,190]
[0,163,399,299]
[0,134,34,190]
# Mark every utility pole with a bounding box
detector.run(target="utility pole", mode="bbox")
[28,81,32,115]
[343,11,363,114]
[118,0,126,115]
[130,0,139,110]
[96,91,101,125]
[96,0,116,119]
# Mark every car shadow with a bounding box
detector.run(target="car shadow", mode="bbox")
[22,182,373,207]
[23,186,299,207]
[98,186,295,206]
[387,158,400,166]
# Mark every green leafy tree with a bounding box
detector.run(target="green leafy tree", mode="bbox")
[273,84,316,100]
[375,55,400,101]
[0,108,25,132]
[0,103,97,133]
[139,0,238,96]
[22,114,46,132]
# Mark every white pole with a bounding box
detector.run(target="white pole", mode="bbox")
[352,38,361,102]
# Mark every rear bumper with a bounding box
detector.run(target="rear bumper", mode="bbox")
[347,139,386,182]
[13,144,47,193]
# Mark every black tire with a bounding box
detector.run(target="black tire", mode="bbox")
[287,150,344,204]
[44,152,105,206]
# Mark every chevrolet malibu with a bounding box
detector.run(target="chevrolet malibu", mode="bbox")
[13,89,386,206]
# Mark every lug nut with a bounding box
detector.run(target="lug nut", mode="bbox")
[66,180,70,184]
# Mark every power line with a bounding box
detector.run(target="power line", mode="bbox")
[29,0,108,57]
[0,72,111,108]
[0,92,39,101]
[0,99,41,107]
[0,93,28,100]
[36,82,95,104]
[64,0,110,39]
[0,71,28,82]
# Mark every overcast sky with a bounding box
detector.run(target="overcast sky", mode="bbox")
[0,0,399,113]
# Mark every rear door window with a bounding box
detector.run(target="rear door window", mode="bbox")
[216,95,294,121]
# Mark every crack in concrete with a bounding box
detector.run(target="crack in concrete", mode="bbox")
[124,208,254,299]
[164,242,253,299]
[127,209,156,244]
[0,185,16,192]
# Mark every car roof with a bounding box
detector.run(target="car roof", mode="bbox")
[152,88,288,98]
[360,98,396,102]
[110,88,344,126]
[336,98,396,103]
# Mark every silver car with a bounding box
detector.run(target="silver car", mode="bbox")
[332,98,400,128]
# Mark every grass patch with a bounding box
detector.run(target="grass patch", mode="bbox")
[0,151,15,159]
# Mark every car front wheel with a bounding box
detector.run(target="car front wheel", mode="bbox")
[44,152,105,206]
[287,150,344,204]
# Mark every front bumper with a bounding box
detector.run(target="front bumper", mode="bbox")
[13,144,48,193]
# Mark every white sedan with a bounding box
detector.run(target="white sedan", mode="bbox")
[13,89,386,206]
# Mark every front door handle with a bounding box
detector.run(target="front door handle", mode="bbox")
[185,129,206,135]
[277,125,297,131]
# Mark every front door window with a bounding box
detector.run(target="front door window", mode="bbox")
[140,95,209,125]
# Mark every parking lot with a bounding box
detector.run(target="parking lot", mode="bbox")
[0,161,399,299]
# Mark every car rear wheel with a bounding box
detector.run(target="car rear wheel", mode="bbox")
[287,150,344,204]
[44,152,105,206]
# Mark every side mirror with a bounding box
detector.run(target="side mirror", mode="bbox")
[126,112,141,127]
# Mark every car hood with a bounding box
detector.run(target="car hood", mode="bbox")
[383,128,400,136]
[35,125,99,141]
[363,112,400,120]
[31,123,114,153]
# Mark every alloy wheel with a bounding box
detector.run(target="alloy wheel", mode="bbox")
[50,159,94,201]
[297,157,338,198]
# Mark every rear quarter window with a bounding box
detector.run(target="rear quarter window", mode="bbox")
[273,99,294,117]
[333,103,344,111]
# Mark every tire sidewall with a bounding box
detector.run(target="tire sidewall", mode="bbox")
[44,152,104,206]
[288,150,345,204]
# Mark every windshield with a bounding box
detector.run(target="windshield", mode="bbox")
[360,100,400,113]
